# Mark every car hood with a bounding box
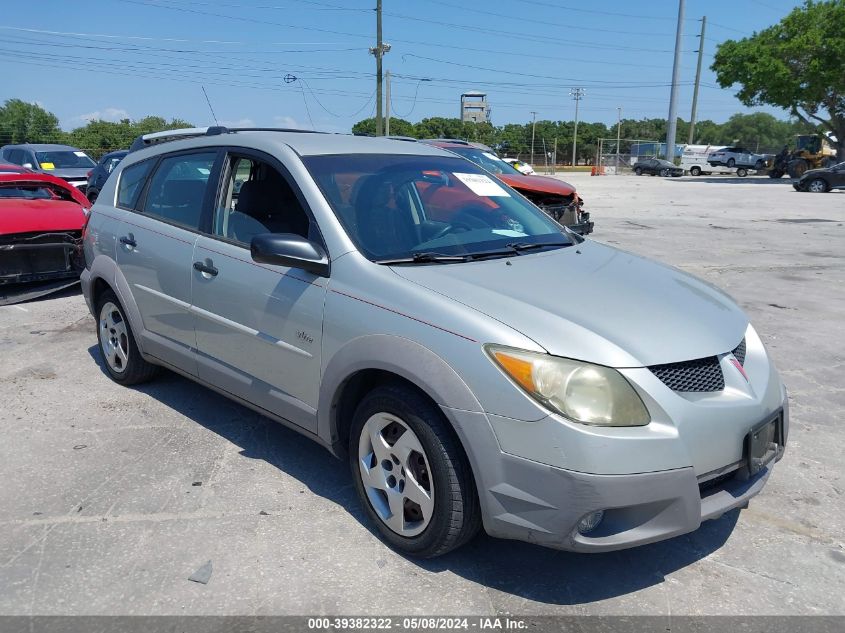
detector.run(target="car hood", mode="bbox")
[42,168,90,180]
[497,173,576,197]
[0,198,86,235]
[390,241,747,367]
[800,167,831,179]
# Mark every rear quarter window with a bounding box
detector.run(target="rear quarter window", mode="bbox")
[116,159,154,209]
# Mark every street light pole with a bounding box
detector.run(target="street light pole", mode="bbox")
[570,87,584,166]
[665,0,685,159]
[530,111,537,164]
[385,70,391,136]
[688,16,707,145]
[616,106,622,173]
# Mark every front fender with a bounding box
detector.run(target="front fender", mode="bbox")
[318,334,485,449]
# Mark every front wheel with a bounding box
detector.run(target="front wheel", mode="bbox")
[350,383,480,558]
[807,178,828,193]
[727,158,736,168]
[659,168,670,177]
[96,290,158,385]
[736,168,748,178]
[634,167,642,176]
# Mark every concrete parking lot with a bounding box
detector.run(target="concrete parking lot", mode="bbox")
[0,173,842,616]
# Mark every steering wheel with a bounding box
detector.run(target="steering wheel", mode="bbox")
[428,220,476,241]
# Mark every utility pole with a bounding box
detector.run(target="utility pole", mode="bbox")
[369,0,390,136]
[688,16,706,145]
[385,70,391,136]
[616,106,622,173]
[530,111,537,163]
[665,0,685,160]
[570,87,584,166]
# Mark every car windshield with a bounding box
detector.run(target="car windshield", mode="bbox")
[0,185,55,200]
[445,147,523,176]
[35,151,96,169]
[304,154,572,262]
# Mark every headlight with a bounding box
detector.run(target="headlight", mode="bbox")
[486,346,650,427]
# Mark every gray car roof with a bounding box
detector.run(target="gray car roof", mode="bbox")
[1,143,83,151]
[240,131,448,157]
[127,130,453,162]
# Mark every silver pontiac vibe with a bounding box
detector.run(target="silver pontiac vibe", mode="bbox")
[81,128,788,558]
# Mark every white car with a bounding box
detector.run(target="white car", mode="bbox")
[502,158,536,175]
[707,147,768,170]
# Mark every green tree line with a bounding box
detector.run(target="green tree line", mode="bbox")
[353,113,816,164]
[0,99,192,159]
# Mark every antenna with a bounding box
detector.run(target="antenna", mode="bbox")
[201,86,219,126]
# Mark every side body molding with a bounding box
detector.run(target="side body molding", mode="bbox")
[318,334,485,451]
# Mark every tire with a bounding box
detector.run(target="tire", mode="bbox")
[659,168,670,177]
[768,170,784,179]
[807,178,828,193]
[690,166,701,176]
[727,158,736,168]
[349,383,481,558]
[788,159,809,179]
[86,188,99,204]
[634,167,642,176]
[736,168,748,178]
[95,289,158,385]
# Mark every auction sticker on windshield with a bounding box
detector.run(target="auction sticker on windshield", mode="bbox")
[453,172,510,197]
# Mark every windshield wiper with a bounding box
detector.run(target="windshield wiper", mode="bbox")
[376,252,470,265]
[506,241,573,252]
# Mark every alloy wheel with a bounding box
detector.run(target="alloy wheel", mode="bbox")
[808,179,827,193]
[99,301,129,373]
[357,412,434,537]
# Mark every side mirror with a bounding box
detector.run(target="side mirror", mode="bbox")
[250,233,329,277]
[22,163,33,169]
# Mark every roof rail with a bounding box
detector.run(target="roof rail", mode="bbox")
[128,126,227,152]
[128,126,329,153]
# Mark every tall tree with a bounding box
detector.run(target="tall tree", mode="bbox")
[712,0,845,156]
[0,99,65,145]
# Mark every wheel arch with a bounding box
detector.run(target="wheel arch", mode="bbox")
[319,335,485,458]
[86,254,147,356]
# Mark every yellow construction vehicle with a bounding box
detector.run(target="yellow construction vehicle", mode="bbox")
[770,134,839,179]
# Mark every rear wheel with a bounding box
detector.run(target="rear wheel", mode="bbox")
[350,383,480,558]
[96,290,158,385]
[807,178,828,193]
[727,158,736,168]
[690,166,701,176]
[86,188,99,204]
[768,169,784,179]
[659,168,670,177]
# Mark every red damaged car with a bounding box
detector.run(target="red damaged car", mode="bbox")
[421,139,593,235]
[0,173,90,302]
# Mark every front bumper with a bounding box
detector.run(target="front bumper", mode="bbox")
[0,232,83,286]
[480,448,775,553]
[445,395,787,553]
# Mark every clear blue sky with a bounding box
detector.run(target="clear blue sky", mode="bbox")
[2,0,803,133]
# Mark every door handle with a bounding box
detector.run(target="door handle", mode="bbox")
[119,236,137,248]
[193,261,218,277]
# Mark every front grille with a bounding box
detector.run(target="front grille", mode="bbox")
[732,338,746,365]
[649,356,725,392]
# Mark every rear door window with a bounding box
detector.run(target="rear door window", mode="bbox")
[141,152,217,230]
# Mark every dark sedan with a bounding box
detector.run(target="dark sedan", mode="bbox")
[633,158,683,177]
[793,161,845,193]
[86,150,128,203]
